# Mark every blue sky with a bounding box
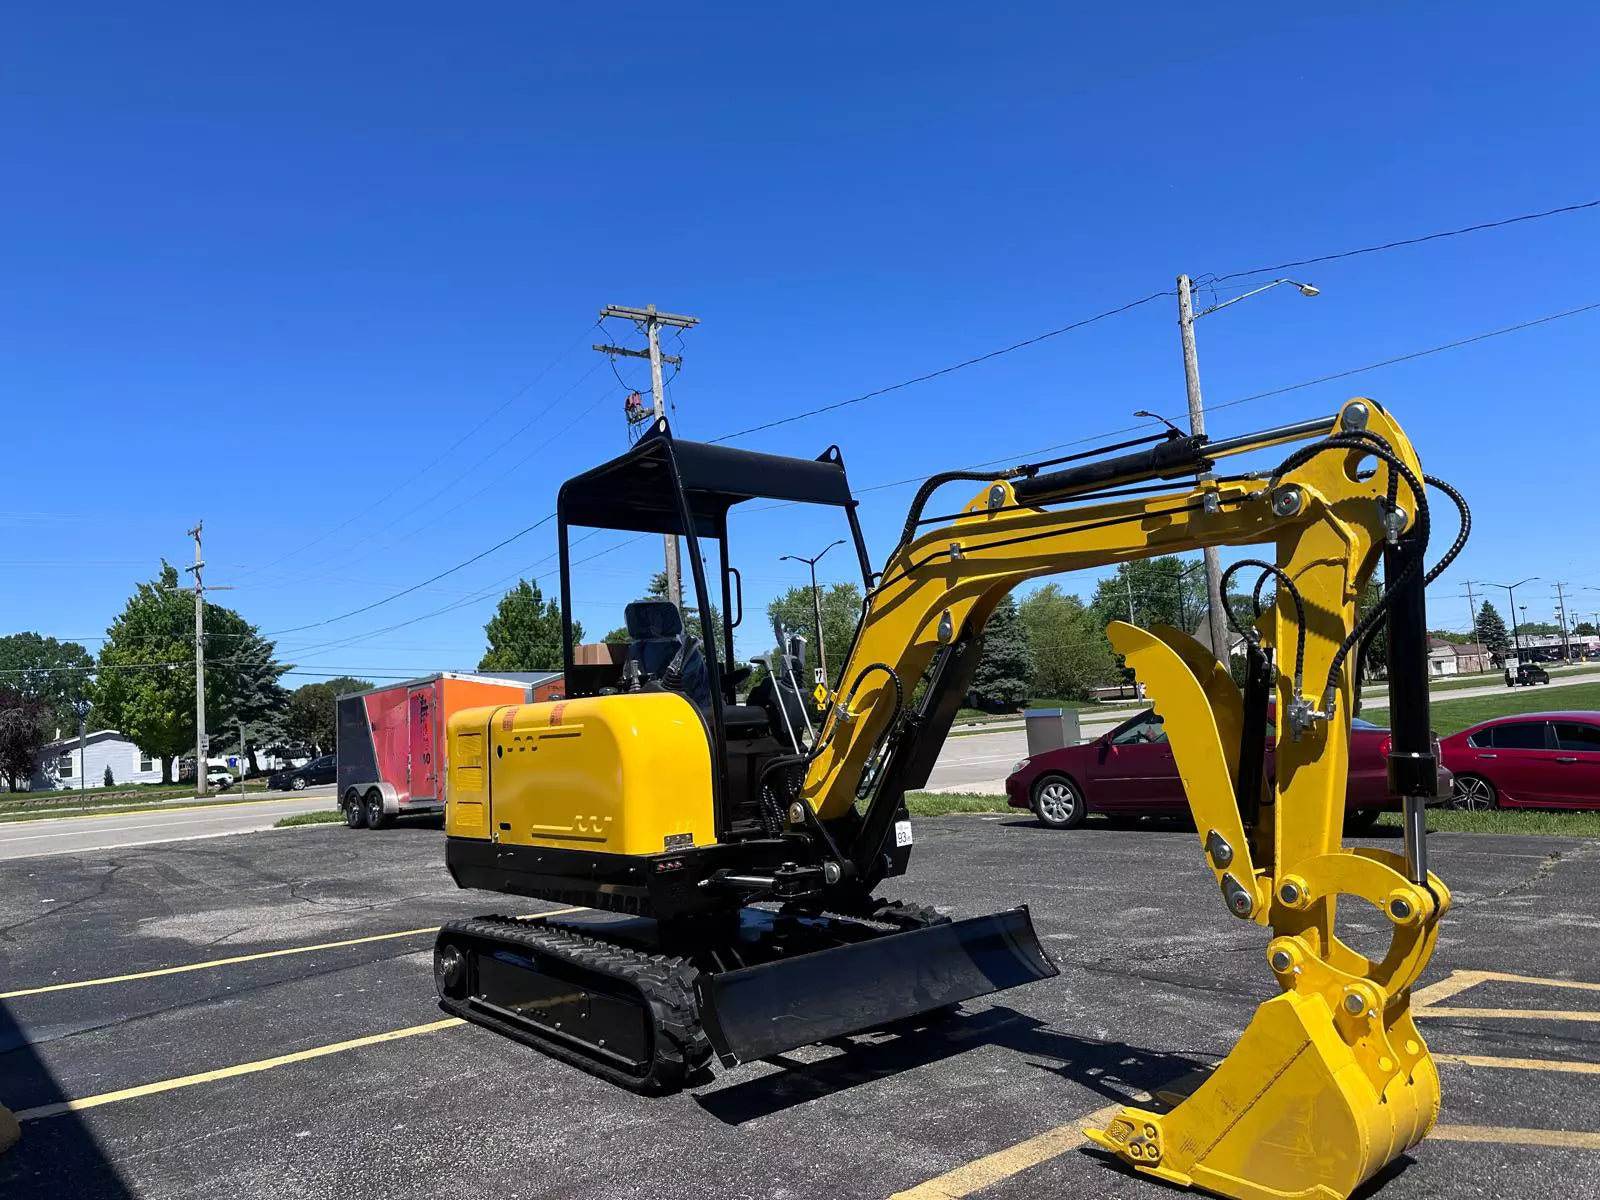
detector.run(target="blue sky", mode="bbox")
[6,3,1600,681]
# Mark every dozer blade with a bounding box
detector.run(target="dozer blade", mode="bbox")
[696,905,1057,1066]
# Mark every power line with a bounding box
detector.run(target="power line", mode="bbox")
[1207,299,1600,415]
[707,292,1174,444]
[828,297,1600,502]
[265,514,556,636]
[1209,198,1600,285]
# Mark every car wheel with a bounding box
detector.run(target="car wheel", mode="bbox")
[344,793,368,829]
[291,776,308,791]
[366,789,394,830]
[1031,774,1086,830]
[1451,774,1497,811]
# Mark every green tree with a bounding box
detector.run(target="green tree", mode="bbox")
[969,594,1034,711]
[1017,584,1118,701]
[93,564,195,782]
[1427,629,1473,644]
[282,676,373,756]
[0,690,49,791]
[479,579,578,672]
[1090,557,1207,636]
[93,563,289,782]
[766,581,862,689]
[1574,621,1597,637]
[202,606,291,774]
[1474,601,1511,657]
[0,632,96,731]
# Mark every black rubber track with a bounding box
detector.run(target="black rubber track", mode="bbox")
[436,915,712,1095]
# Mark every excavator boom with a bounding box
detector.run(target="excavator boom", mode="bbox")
[785,397,1456,1200]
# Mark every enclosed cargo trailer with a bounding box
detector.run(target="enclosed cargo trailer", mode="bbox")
[336,671,561,829]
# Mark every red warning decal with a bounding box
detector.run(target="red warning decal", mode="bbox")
[548,702,568,726]
[500,707,519,731]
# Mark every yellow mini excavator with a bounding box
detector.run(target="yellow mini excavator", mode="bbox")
[434,398,1464,1200]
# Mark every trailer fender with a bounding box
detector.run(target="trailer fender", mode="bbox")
[347,781,402,814]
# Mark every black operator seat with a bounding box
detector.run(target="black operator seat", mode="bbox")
[624,599,712,710]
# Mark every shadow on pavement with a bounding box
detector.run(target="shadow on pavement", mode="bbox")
[694,1005,1211,1125]
[0,1000,133,1200]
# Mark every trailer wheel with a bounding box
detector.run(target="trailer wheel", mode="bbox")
[343,791,368,829]
[366,789,394,830]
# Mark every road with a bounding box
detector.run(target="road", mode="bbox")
[1363,666,1600,709]
[926,711,1127,794]
[0,789,336,861]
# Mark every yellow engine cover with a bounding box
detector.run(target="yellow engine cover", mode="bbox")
[444,692,716,856]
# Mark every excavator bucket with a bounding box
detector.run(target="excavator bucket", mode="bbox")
[1086,619,1450,1200]
[696,906,1057,1065]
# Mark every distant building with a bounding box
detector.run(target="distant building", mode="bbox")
[30,730,163,791]
[1427,639,1493,677]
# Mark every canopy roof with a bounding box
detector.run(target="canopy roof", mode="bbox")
[558,424,856,536]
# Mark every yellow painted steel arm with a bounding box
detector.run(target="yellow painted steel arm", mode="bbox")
[803,398,1450,1200]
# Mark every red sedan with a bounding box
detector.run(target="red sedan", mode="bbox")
[1006,707,1431,830]
[1439,711,1600,810]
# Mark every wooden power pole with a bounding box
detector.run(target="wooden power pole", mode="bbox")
[594,304,700,611]
[175,521,231,796]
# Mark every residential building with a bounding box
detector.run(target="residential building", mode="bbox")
[29,730,164,791]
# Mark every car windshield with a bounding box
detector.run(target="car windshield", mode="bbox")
[1112,713,1167,745]
[1351,717,1383,730]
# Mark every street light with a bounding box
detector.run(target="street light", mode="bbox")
[1178,274,1320,663]
[781,540,845,684]
[1195,278,1320,319]
[1485,578,1537,661]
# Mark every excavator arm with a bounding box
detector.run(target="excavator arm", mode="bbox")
[792,398,1457,1200]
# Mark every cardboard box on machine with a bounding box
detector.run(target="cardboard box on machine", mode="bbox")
[573,642,627,667]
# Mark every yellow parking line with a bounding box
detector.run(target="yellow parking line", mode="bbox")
[1412,969,1490,1008]
[0,906,588,999]
[1413,968,1600,1011]
[14,1018,466,1122]
[1469,970,1600,993]
[1431,1124,1600,1150]
[888,1098,1135,1199]
[1436,1053,1600,1074]
[1416,1007,1600,1022]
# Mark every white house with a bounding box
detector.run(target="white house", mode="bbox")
[30,730,164,791]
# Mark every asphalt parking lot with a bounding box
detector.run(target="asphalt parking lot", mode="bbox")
[2,815,1597,1199]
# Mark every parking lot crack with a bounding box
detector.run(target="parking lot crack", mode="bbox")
[0,861,124,944]
[1458,840,1600,909]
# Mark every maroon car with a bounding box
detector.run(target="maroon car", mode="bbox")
[1440,711,1600,810]
[1006,706,1421,830]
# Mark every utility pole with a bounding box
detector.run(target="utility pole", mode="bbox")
[1124,570,1138,624]
[1176,275,1229,663]
[1462,580,1482,672]
[175,522,232,797]
[595,304,700,612]
[1175,273,1318,662]
[1553,581,1572,661]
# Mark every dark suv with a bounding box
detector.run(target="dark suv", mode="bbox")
[1506,662,1551,687]
[269,755,337,791]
